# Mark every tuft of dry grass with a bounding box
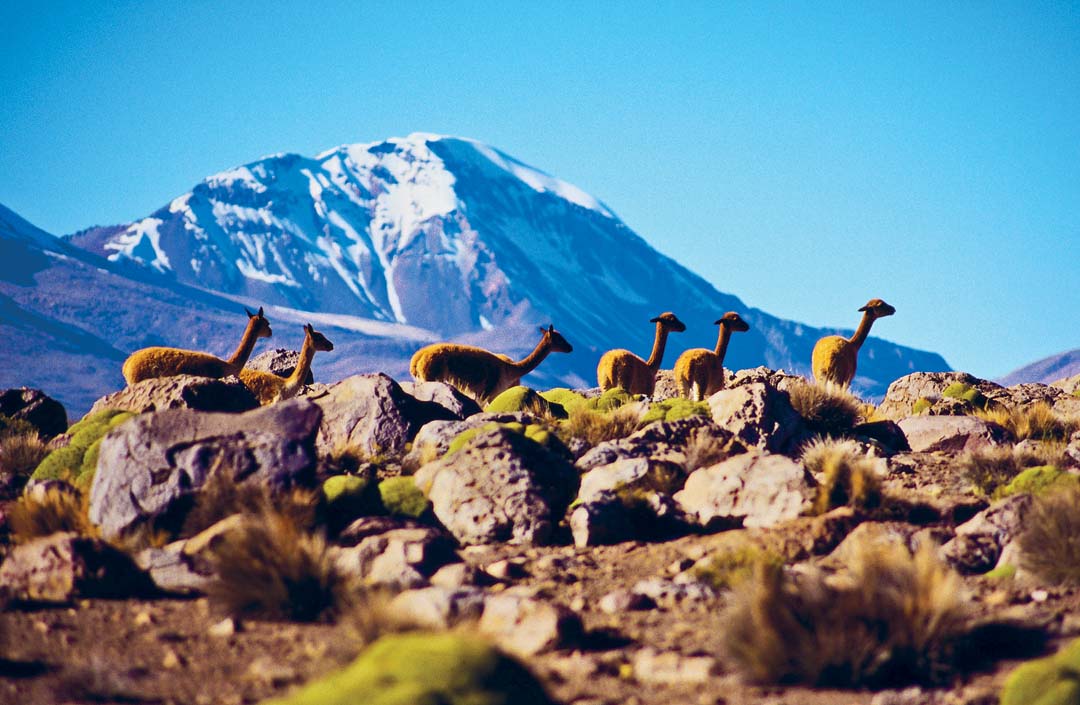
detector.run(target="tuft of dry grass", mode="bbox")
[722,538,968,687]
[960,446,1058,498]
[976,403,1078,442]
[692,545,783,590]
[802,438,882,515]
[788,381,866,437]
[206,506,347,622]
[8,484,98,543]
[0,431,49,479]
[556,403,643,447]
[1017,485,1080,586]
[683,427,736,473]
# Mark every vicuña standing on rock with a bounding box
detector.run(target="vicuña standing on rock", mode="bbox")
[121,307,272,385]
[673,312,750,400]
[410,324,574,404]
[239,324,334,404]
[811,298,896,387]
[597,312,687,396]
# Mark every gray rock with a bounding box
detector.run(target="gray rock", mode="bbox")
[312,373,456,458]
[0,532,153,603]
[631,577,716,606]
[333,527,458,589]
[896,415,1008,453]
[246,348,313,384]
[134,542,213,595]
[1052,373,1080,396]
[727,366,804,392]
[416,427,578,546]
[598,589,655,614]
[570,493,637,548]
[1066,430,1080,469]
[576,416,739,471]
[877,372,1002,420]
[0,387,68,438]
[941,494,1033,574]
[478,593,582,656]
[402,412,540,471]
[577,457,686,504]
[429,562,479,588]
[675,451,815,529]
[388,586,488,629]
[632,648,717,685]
[89,375,259,416]
[399,381,482,419]
[89,399,321,539]
[336,515,427,547]
[707,382,806,453]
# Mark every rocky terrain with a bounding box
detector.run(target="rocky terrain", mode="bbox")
[1,363,1080,705]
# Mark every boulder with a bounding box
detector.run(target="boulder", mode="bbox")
[89,375,259,416]
[632,648,718,685]
[569,493,637,547]
[0,532,154,603]
[246,348,313,384]
[399,381,482,419]
[333,527,458,589]
[312,373,456,458]
[877,372,1002,420]
[576,415,741,471]
[401,412,537,471]
[478,593,582,656]
[675,451,815,529]
[941,494,1033,574]
[707,382,807,453]
[134,541,213,595]
[728,366,804,392]
[0,387,68,438]
[577,457,687,504]
[896,415,1008,453]
[415,427,578,546]
[89,399,321,539]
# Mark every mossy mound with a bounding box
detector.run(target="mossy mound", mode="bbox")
[539,388,589,412]
[592,387,635,411]
[446,421,568,460]
[998,466,1078,498]
[942,382,988,410]
[640,397,710,425]
[259,631,555,705]
[912,398,933,415]
[1001,637,1080,705]
[377,476,430,518]
[322,471,378,526]
[32,409,135,485]
[484,386,566,418]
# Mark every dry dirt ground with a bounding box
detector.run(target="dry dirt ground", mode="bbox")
[0,449,1075,705]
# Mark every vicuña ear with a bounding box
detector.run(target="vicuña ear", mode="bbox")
[258,306,265,317]
[858,305,869,312]
[245,307,254,317]
[649,316,660,323]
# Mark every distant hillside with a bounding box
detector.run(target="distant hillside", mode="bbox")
[998,348,1080,387]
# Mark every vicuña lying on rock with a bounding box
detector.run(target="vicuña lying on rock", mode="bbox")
[239,324,334,404]
[597,312,686,396]
[674,311,750,400]
[811,298,895,387]
[410,324,573,403]
[121,307,272,385]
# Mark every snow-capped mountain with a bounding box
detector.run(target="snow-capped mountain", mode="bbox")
[67,133,949,398]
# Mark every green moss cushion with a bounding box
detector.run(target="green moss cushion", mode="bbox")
[378,476,430,518]
[1001,637,1080,705]
[259,631,555,705]
[640,397,710,425]
[32,409,134,485]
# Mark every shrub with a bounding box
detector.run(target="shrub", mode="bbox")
[555,403,643,447]
[692,545,782,590]
[7,484,97,543]
[683,427,737,473]
[484,386,566,418]
[788,381,865,437]
[206,507,346,622]
[1000,637,1080,705]
[31,409,134,484]
[977,402,1077,442]
[722,538,968,687]
[912,398,932,415]
[639,397,710,425]
[0,431,48,479]
[258,631,556,705]
[377,476,429,519]
[960,446,1052,498]
[942,382,989,410]
[1017,485,1080,586]
[802,438,882,515]
[998,465,1077,498]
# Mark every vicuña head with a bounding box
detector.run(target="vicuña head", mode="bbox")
[811,298,895,387]
[673,311,750,401]
[121,306,272,386]
[410,324,573,404]
[597,311,687,396]
[240,323,334,405]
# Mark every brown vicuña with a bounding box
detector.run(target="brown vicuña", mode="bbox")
[811,298,895,387]
[239,324,334,405]
[597,312,686,396]
[673,311,750,401]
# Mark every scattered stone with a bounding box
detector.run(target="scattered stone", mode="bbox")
[333,527,458,589]
[632,648,717,685]
[0,532,154,603]
[429,562,479,588]
[896,415,1008,453]
[89,374,259,416]
[388,586,487,629]
[631,578,715,607]
[312,373,457,458]
[208,617,237,637]
[161,648,182,669]
[707,382,807,454]
[0,387,68,438]
[598,590,654,614]
[134,542,213,595]
[478,593,582,656]
[942,494,1033,574]
[245,656,299,686]
[485,557,529,581]
[416,426,578,546]
[89,399,321,539]
[336,516,427,547]
[400,380,483,419]
[570,494,636,548]
[675,451,815,529]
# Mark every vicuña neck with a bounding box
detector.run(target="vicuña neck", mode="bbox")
[511,337,551,376]
[848,311,876,349]
[713,325,734,363]
[226,318,262,369]
[285,336,317,388]
[645,322,671,371]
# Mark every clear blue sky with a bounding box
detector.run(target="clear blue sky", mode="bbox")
[2,1,1078,379]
